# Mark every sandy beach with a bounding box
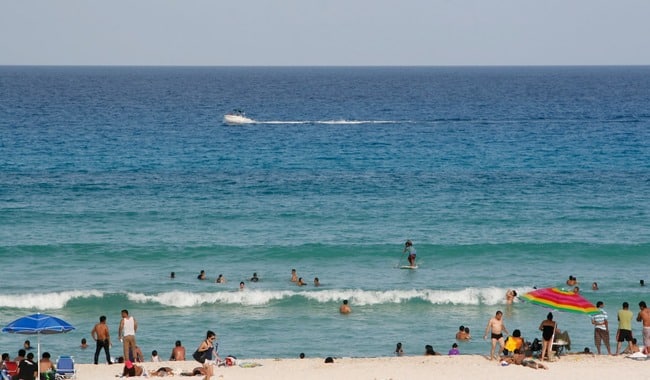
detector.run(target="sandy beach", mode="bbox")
[73,354,650,380]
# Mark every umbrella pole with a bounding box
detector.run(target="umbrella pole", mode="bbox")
[37,334,41,380]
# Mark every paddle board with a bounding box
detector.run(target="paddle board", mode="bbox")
[399,265,418,269]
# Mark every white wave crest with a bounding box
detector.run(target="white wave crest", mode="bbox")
[126,287,527,308]
[0,290,104,310]
[303,287,517,306]
[126,290,296,307]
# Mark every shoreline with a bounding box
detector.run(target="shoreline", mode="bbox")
[74,354,650,380]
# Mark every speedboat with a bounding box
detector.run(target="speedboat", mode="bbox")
[223,110,254,125]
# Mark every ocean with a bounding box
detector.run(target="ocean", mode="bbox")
[0,66,649,362]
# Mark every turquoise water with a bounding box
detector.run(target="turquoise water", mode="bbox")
[1,66,649,361]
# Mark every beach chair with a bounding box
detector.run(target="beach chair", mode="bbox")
[553,330,571,356]
[55,356,76,379]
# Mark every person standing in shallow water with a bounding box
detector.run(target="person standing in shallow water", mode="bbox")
[403,240,416,267]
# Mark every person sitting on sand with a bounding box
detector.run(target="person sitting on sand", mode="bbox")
[170,340,186,361]
[132,345,144,362]
[503,329,524,355]
[624,338,641,354]
[448,343,460,355]
[39,352,56,380]
[149,367,174,377]
[339,299,351,314]
[151,350,160,362]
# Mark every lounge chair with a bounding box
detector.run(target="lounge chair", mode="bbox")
[55,356,76,379]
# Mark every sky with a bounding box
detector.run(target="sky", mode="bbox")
[1,0,649,66]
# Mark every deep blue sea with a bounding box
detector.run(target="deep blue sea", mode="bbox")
[1,66,649,362]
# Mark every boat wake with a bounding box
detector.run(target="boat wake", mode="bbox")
[251,120,400,125]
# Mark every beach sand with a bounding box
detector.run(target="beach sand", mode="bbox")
[74,354,650,380]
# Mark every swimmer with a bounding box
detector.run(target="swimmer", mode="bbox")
[216,274,226,283]
[250,273,259,282]
[314,277,320,286]
[297,277,307,286]
[291,269,298,282]
[340,299,351,314]
[505,289,517,304]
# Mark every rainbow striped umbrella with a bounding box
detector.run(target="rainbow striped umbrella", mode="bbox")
[520,287,599,315]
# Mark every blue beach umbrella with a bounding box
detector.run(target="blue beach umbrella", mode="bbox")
[2,313,75,376]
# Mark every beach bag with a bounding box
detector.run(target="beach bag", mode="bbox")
[193,349,207,364]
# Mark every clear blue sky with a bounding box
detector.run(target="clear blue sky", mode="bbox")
[1,0,649,66]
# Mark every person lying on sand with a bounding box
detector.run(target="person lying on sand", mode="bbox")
[180,367,206,376]
[149,367,174,377]
[501,350,548,370]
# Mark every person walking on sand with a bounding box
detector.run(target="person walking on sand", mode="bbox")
[118,309,138,362]
[483,310,509,360]
[91,315,112,365]
[615,302,634,355]
[195,331,217,380]
[591,301,612,355]
[403,240,416,267]
[636,301,650,354]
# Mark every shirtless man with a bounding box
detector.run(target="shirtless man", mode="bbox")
[636,301,650,354]
[291,269,298,282]
[455,325,466,340]
[484,310,509,360]
[170,340,186,361]
[91,315,112,365]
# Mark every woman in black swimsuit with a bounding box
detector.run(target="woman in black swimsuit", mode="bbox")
[538,312,558,361]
